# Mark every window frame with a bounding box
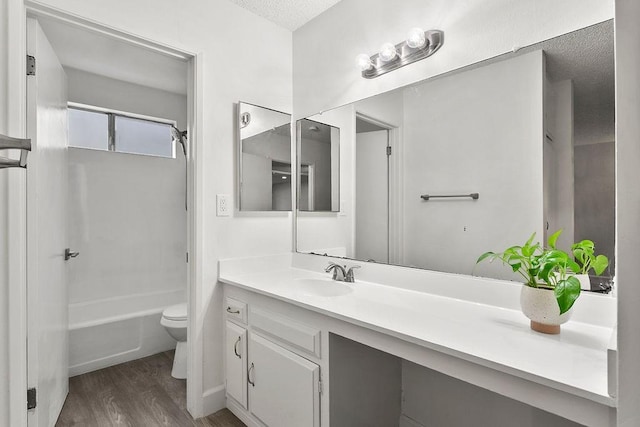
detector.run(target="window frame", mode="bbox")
[68,102,178,158]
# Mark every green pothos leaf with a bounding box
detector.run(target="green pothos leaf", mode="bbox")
[554,276,581,314]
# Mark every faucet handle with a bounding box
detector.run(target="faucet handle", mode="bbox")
[345,265,361,282]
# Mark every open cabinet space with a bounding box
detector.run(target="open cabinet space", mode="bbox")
[329,334,585,427]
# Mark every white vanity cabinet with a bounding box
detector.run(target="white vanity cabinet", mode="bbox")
[248,333,320,427]
[225,296,322,427]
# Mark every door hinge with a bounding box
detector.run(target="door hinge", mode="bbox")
[386,146,392,156]
[26,55,36,76]
[27,387,36,410]
[186,252,189,263]
[318,379,323,395]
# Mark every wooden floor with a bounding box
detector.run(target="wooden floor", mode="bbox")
[56,350,246,427]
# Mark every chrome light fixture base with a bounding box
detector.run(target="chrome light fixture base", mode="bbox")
[362,30,444,79]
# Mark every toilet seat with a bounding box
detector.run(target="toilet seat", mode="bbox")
[162,303,187,321]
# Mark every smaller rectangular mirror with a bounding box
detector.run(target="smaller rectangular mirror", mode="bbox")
[297,118,340,212]
[238,102,292,211]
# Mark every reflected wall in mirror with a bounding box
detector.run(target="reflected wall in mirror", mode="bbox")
[238,102,292,211]
[296,21,615,288]
[297,118,340,212]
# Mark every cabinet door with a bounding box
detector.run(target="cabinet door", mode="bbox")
[248,333,320,427]
[226,321,248,408]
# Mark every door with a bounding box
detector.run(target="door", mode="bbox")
[26,17,69,426]
[226,321,248,409]
[356,130,389,263]
[248,333,320,427]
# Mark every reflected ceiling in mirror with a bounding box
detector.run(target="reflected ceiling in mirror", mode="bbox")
[295,21,615,289]
[238,102,292,211]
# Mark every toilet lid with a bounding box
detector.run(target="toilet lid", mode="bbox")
[162,303,187,321]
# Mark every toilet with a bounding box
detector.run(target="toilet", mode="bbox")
[161,303,188,379]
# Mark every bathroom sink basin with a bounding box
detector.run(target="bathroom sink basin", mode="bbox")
[292,278,353,297]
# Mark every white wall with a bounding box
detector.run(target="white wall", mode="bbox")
[0,0,17,422]
[294,0,613,272]
[300,135,332,211]
[574,142,615,273]
[241,130,290,210]
[240,103,289,139]
[402,51,544,277]
[355,130,388,263]
[293,1,621,424]
[66,69,187,307]
[241,152,273,210]
[0,0,626,422]
[297,105,354,256]
[68,148,186,304]
[544,78,575,251]
[293,0,613,118]
[0,0,293,417]
[66,67,187,128]
[0,158,9,427]
[0,0,7,419]
[615,2,640,425]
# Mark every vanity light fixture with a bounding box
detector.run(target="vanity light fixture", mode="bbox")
[356,28,444,79]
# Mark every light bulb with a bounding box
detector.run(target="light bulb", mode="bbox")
[379,43,397,62]
[355,53,373,71]
[406,28,426,49]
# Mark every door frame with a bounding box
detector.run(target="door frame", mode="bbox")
[354,112,403,265]
[8,2,206,421]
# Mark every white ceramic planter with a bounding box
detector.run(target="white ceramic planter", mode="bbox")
[520,285,573,334]
[574,273,591,291]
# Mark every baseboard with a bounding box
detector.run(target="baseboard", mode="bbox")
[227,397,265,427]
[202,385,226,417]
[399,414,426,427]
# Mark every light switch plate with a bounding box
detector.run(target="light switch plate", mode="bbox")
[216,194,231,217]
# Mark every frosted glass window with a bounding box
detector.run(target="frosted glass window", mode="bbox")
[115,116,173,158]
[68,108,109,150]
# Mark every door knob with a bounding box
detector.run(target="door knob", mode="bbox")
[64,248,79,261]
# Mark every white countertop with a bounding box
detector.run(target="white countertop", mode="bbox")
[219,260,615,408]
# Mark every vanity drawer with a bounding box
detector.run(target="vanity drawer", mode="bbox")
[250,307,321,358]
[225,297,247,324]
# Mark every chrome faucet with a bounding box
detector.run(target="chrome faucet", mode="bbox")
[325,262,360,283]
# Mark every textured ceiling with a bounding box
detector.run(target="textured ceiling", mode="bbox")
[541,21,615,146]
[227,0,343,31]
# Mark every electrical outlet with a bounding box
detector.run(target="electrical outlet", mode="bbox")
[216,194,231,217]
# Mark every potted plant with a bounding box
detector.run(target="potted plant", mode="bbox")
[477,230,581,334]
[570,239,609,291]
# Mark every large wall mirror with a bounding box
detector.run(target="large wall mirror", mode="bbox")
[295,21,615,290]
[238,102,292,211]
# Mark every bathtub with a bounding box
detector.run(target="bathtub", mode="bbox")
[68,289,185,377]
